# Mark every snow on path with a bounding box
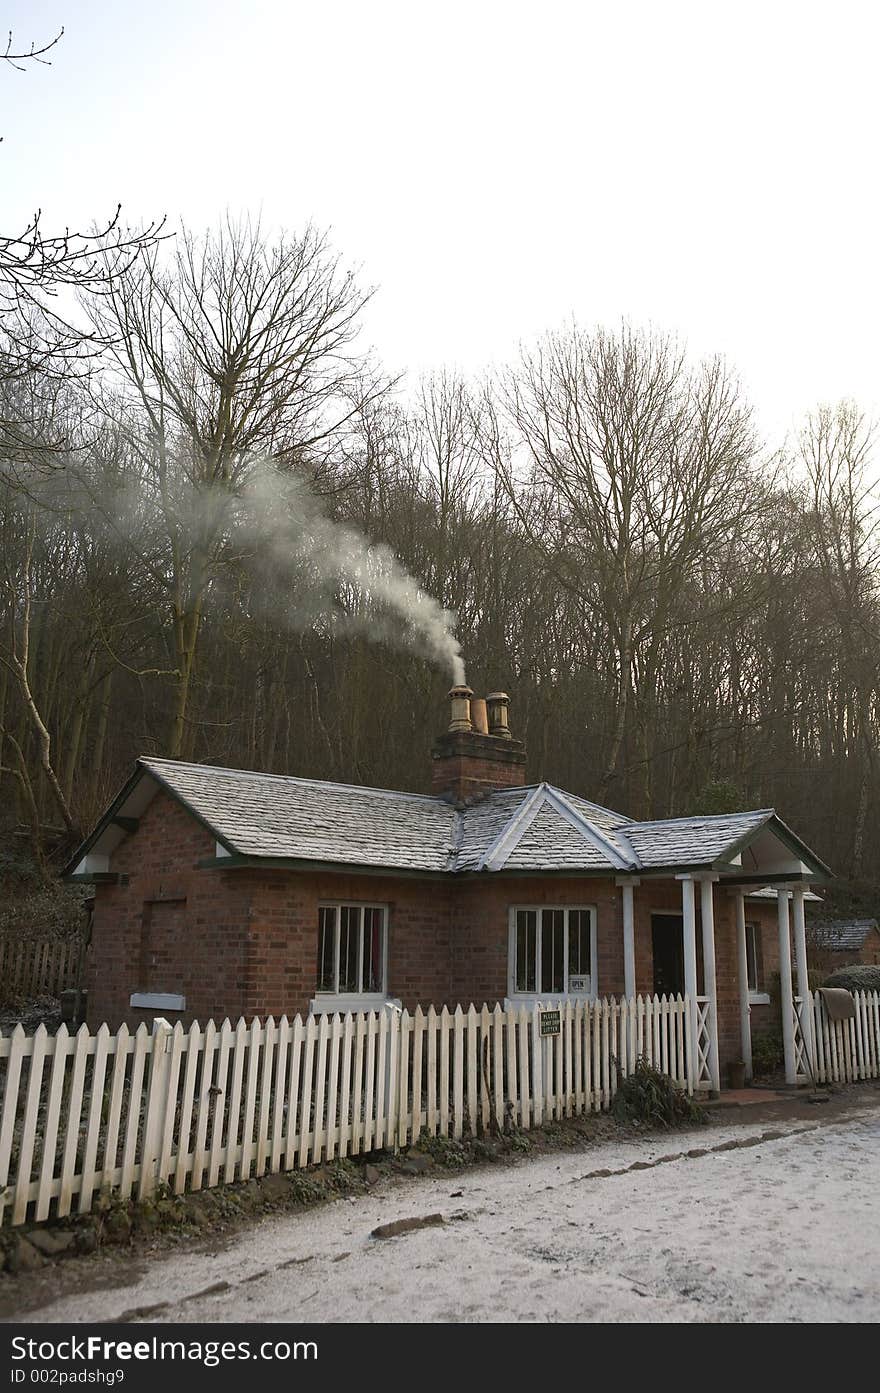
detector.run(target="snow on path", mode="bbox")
[15,1106,880,1324]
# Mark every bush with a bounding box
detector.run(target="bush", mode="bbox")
[612,1058,707,1129]
[821,964,880,993]
[751,1029,784,1075]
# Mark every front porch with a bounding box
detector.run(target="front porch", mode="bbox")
[618,874,817,1093]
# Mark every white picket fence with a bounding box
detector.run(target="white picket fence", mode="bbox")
[809,989,880,1085]
[5,989,877,1231]
[0,995,689,1228]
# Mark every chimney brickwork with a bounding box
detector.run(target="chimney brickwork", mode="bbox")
[431,688,527,804]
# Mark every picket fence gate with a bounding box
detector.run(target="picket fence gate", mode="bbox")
[809,989,880,1085]
[0,994,689,1228]
[0,938,81,1002]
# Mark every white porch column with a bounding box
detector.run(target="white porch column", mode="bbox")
[777,888,797,1085]
[734,889,753,1081]
[699,876,721,1095]
[791,885,815,1077]
[616,877,640,1000]
[678,874,699,1091]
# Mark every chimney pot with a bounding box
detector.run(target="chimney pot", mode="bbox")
[432,684,525,802]
[447,684,474,733]
[486,691,512,739]
[471,698,489,735]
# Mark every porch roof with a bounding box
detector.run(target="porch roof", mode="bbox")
[64,758,834,884]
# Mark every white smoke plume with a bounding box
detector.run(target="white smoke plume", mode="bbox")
[239,462,466,685]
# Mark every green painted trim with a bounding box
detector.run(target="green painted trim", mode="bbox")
[719,813,833,879]
[716,814,774,864]
[718,871,831,887]
[64,872,128,885]
[61,760,238,879]
[60,765,144,876]
[197,855,450,881]
[197,856,747,883]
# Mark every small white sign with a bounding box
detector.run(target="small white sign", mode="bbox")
[569,976,590,993]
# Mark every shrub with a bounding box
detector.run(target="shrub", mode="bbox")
[751,1028,784,1075]
[612,1058,707,1129]
[821,964,880,993]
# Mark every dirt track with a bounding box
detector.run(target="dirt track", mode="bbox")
[5,1090,880,1324]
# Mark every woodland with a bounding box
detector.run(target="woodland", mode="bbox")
[0,123,875,916]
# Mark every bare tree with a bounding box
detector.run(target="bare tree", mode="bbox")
[488,325,761,803]
[798,402,880,876]
[83,218,381,756]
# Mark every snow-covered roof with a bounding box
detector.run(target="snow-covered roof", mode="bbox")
[65,756,833,883]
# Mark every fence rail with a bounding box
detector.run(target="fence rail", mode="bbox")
[0,994,688,1228]
[0,938,81,1002]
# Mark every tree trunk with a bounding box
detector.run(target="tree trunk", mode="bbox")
[598,624,632,803]
[169,600,203,759]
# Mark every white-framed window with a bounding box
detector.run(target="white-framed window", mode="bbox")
[314,902,389,1010]
[508,906,598,1001]
[746,921,769,1002]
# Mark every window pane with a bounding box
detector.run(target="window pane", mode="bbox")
[568,911,591,977]
[318,907,336,992]
[746,924,757,991]
[515,911,537,993]
[362,907,384,993]
[541,909,565,995]
[339,906,360,992]
[746,924,758,992]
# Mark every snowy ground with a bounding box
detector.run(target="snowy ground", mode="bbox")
[7,1098,880,1324]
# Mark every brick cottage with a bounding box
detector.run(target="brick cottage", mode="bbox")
[65,687,833,1091]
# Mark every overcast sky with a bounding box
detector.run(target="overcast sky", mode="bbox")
[3,0,879,446]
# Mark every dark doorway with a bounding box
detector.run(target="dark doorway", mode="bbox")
[652,913,685,997]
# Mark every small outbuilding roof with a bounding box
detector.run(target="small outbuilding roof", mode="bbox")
[64,756,834,885]
[809,918,879,951]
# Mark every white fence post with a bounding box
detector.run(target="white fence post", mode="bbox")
[138,1017,174,1200]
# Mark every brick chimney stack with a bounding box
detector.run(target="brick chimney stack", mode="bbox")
[431,687,526,804]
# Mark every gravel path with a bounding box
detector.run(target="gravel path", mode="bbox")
[10,1098,880,1324]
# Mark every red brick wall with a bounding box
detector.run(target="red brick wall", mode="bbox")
[242,872,453,1019]
[86,790,252,1030]
[449,877,624,1003]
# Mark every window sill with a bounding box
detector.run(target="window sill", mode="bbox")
[310,995,401,1016]
[749,992,771,1006]
[504,994,596,1010]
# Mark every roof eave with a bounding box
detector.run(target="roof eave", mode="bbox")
[61,758,239,880]
[718,813,834,881]
[61,762,147,878]
[197,854,450,880]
